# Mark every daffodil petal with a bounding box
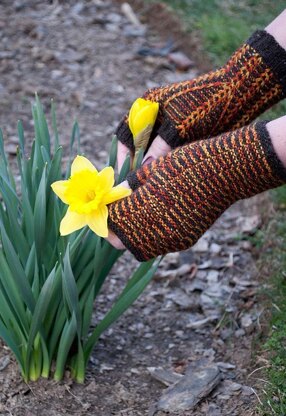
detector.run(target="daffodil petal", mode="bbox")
[97,166,114,191]
[132,104,159,138]
[87,205,108,238]
[103,185,131,205]
[51,180,69,204]
[60,209,87,236]
[71,155,97,175]
[129,98,147,137]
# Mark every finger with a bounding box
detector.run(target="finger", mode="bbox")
[117,141,131,173]
[106,179,130,249]
[142,135,171,165]
[107,229,126,250]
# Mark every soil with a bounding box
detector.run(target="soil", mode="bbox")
[0,1,270,415]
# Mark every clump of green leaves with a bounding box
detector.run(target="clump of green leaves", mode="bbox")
[0,96,159,383]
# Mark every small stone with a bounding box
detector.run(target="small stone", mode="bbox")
[207,270,219,284]
[216,362,236,371]
[235,328,245,338]
[148,367,183,386]
[155,364,221,412]
[168,51,194,70]
[0,356,10,371]
[217,394,230,400]
[210,243,222,254]
[242,386,255,396]
[99,363,114,372]
[240,314,255,333]
[192,237,209,253]
[187,316,215,329]
[207,403,222,416]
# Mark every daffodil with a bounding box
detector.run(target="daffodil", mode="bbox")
[51,156,131,237]
[129,98,159,141]
[128,98,159,169]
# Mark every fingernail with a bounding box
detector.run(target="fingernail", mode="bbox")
[142,156,154,166]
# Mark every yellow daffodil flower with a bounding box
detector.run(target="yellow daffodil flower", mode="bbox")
[51,156,131,238]
[129,98,159,143]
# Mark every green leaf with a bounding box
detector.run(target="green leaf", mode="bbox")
[33,166,47,261]
[62,247,82,336]
[25,267,56,373]
[117,154,131,184]
[0,320,24,374]
[0,224,35,313]
[17,120,25,155]
[35,94,51,155]
[65,121,80,178]
[54,314,77,381]
[81,284,95,339]
[107,135,118,168]
[51,99,59,151]
[0,276,28,343]
[84,258,160,362]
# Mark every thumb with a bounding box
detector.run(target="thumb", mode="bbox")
[142,135,171,165]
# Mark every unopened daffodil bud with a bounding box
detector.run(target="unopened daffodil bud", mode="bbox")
[128,98,159,168]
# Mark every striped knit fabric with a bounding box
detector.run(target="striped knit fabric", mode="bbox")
[109,122,286,261]
[117,30,286,150]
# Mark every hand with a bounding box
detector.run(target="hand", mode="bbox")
[117,135,171,172]
[116,27,286,172]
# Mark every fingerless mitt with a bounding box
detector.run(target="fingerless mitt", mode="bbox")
[109,122,286,261]
[117,30,286,150]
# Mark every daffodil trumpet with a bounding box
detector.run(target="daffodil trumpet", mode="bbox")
[51,156,131,238]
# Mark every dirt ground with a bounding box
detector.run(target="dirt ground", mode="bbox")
[0,1,270,415]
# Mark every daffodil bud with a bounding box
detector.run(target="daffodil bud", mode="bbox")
[129,98,159,151]
[128,98,159,169]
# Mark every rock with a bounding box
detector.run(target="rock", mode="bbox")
[147,367,183,386]
[240,313,255,334]
[167,289,196,310]
[235,328,246,337]
[239,214,261,234]
[207,270,219,284]
[155,364,221,413]
[207,403,222,416]
[217,362,236,371]
[123,25,146,37]
[187,316,216,329]
[0,355,10,371]
[154,263,196,281]
[168,51,194,70]
[210,243,222,254]
[192,237,209,253]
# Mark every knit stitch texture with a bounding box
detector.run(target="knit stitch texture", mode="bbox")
[116,30,286,150]
[109,122,286,261]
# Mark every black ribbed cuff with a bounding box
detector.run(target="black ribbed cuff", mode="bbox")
[257,120,286,182]
[157,119,185,148]
[126,171,143,190]
[115,119,135,152]
[248,30,286,96]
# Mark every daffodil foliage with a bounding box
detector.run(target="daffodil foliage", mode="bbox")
[0,96,159,383]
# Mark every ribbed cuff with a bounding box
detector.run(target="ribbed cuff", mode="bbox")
[157,119,184,148]
[115,119,135,152]
[248,30,286,96]
[258,121,286,181]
